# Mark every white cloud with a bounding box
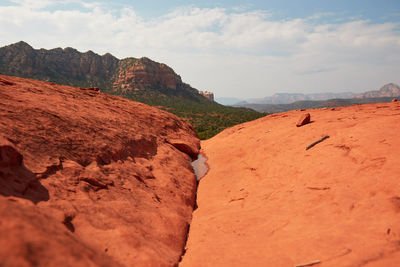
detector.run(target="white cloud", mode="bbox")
[0,1,399,98]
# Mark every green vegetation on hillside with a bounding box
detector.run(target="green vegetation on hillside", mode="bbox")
[113,90,265,139]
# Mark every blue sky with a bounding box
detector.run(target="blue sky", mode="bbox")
[111,0,400,22]
[0,0,399,98]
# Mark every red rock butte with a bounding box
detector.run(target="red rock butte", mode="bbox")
[181,102,400,266]
[0,74,199,266]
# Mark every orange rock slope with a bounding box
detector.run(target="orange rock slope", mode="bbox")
[0,75,199,266]
[181,103,400,266]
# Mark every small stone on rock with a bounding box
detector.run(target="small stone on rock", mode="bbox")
[296,113,311,127]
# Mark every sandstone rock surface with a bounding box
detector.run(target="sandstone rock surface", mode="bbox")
[181,103,400,266]
[0,74,200,266]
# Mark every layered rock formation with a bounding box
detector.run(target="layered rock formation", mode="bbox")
[0,41,119,89]
[182,102,400,266]
[0,41,212,101]
[198,91,214,101]
[113,57,181,91]
[0,75,200,266]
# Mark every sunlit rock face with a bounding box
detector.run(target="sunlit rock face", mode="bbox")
[0,74,200,266]
[181,102,400,267]
[198,90,214,101]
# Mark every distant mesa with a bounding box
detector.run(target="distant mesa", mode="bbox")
[354,83,400,99]
[239,83,400,106]
[198,90,214,101]
[232,83,400,113]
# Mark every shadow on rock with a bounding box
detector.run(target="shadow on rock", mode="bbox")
[0,138,49,203]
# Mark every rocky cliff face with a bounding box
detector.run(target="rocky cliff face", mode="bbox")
[112,57,189,93]
[0,41,119,89]
[0,74,200,266]
[182,102,400,266]
[0,41,213,101]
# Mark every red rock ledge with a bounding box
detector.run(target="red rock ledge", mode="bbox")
[181,102,400,266]
[0,75,199,266]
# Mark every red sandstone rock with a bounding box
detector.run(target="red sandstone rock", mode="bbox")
[0,198,120,267]
[0,74,199,266]
[0,137,23,167]
[81,86,100,92]
[112,57,183,92]
[0,77,15,86]
[296,113,311,127]
[168,139,199,160]
[181,103,400,266]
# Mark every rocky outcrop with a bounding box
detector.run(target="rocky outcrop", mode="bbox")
[0,74,200,266]
[296,113,311,127]
[0,41,119,89]
[181,102,400,266]
[355,83,400,99]
[198,91,214,101]
[112,57,184,93]
[0,42,201,100]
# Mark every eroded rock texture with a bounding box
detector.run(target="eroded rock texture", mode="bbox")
[0,74,199,266]
[182,102,400,266]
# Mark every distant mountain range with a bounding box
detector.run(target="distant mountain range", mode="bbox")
[216,83,400,106]
[0,41,263,139]
[240,92,356,105]
[237,97,396,113]
[353,83,400,99]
